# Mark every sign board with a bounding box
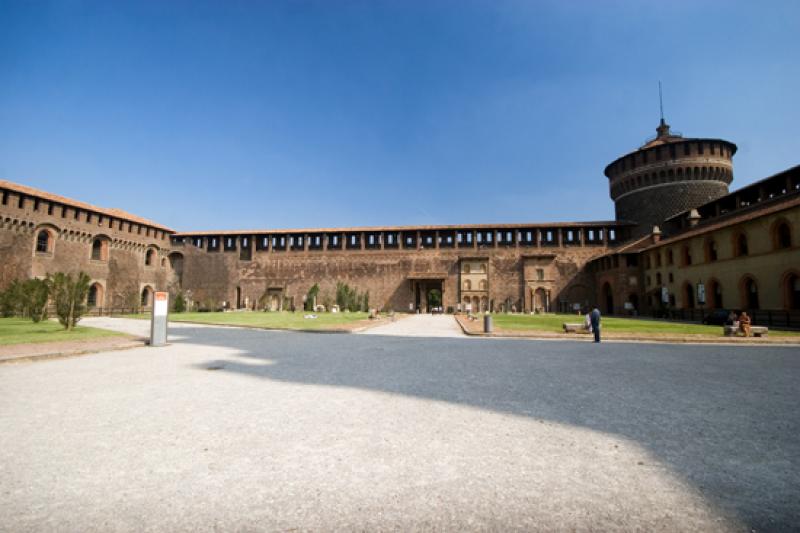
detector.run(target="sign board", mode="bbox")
[572,303,581,311]
[624,302,634,310]
[697,283,706,305]
[661,286,669,304]
[150,291,169,347]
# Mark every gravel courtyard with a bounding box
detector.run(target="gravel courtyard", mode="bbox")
[1,319,798,531]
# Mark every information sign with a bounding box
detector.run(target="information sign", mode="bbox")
[150,291,169,347]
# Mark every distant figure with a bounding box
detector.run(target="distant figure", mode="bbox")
[725,311,737,326]
[584,309,593,333]
[739,311,752,337]
[590,306,601,343]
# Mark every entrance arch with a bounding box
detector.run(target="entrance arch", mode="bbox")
[783,271,800,310]
[683,282,695,309]
[533,288,548,313]
[87,282,104,308]
[141,285,154,308]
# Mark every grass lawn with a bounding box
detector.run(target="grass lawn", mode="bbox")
[122,311,373,331]
[491,313,800,337]
[0,317,125,345]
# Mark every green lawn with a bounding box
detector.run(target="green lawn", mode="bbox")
[491,313,800,337]
[123,311,372,331]
[0,317,125,345]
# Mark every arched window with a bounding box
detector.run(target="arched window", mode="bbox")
[656,272,662,285]
[705,239,718,262]
[682,245,692,266]
[463,280,472,291]
[734,232,749,257]
[774,221,792,249]
[141,286,153,307]
[91,238,108,261]
[145,248,155,266]
[35,230,51,253]
[479,279,487,291]
[463,264,471,274]
[741,277,759,310]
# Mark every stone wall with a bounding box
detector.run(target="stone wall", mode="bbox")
[0,188,175,308]
[173,240,611,313]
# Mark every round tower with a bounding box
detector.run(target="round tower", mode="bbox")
[605,119,737,236]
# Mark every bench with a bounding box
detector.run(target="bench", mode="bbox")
[563,323,590,334]
[723,325,769,337]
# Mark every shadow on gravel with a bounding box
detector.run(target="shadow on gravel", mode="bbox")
[174,325,800,531]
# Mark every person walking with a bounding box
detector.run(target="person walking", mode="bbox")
[590,306,602,343]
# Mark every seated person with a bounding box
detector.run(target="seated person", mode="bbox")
[725,311,737,326]
[739,311,752,337]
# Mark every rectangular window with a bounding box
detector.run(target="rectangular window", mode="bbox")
[684,143,690,156]
[0,190,7,205]
[698,142,704,155]
[62,206,68,218]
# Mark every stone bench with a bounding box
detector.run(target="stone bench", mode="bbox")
[563,323,590,334]
[723,325,769,337]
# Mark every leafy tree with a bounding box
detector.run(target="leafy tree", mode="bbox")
[47,272,91,330]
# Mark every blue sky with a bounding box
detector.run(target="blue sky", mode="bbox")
[1,1,798,231]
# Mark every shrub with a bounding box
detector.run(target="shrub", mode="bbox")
[46,272,90,330]
[0,279,49,322]
[305,284,320,311]
[0,281,24,317]
[23,279,50,323]
[173,291,187,313]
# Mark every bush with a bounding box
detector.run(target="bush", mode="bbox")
[23,279,50,323]
[305,284,320,311]
[336,282,368,312]
[173,291,186,313]
[0,281,24,317]
[0,279,49,322]
[46,272,90,330]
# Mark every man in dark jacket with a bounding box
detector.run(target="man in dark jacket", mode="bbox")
[590,306,601,343]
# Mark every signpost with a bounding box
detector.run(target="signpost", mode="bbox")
[150,291,169,347]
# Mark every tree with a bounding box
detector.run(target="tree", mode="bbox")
[47,272,91,330]
[173,291,187,313]
[305,284,320,311]
[0,279,49,322]
[23,279,49,323]
[0,280,24,317]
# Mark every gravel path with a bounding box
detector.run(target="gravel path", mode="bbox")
[358,313,465,337]
[1,320,798,531]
